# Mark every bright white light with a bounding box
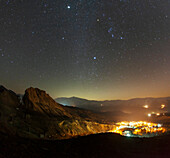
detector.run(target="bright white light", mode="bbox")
[126,134,131,137]
[157,124,161,127]
[94,56,96,60]
[148,113,151,117]
[143,105,149,108]
[161,104,165,109]
[67,5,71,9]
[156,113,160,116]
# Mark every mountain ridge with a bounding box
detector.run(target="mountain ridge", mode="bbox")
[56,96,170,120]
[56,96,170,103]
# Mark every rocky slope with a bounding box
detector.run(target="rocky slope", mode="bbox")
[0,85,21,135]
[0,85,20,107]
[23,87,72,119]
[0,86,115,139]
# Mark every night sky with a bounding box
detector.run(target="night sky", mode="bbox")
[0,0,170,100]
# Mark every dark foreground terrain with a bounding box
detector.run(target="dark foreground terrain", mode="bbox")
[0,132,170,158]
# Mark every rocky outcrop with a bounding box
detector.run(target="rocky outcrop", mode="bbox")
[0,86,21,135]
[23,87,71,118]
[0,85,20,107]
[22,87,104,121]
[0,86,115,139]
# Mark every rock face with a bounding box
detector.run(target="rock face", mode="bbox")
[21,87,115,139]
[0,85,20,107]
[0,86,20,135]
[0,86,115,139]
[23,87,71,118]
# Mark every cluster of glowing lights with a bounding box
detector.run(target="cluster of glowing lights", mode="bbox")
[143,104,166,117]
[111,121,166,137]
[143,104,166,109]
[148,112,162,117]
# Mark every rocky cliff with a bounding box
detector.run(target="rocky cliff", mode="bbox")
[23,87,72,119]
[0,85,20,135]
[0,86,115,139]
[0,85,20,107]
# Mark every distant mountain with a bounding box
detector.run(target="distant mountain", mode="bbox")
[56,96,170,120]
[0,86,115,139]
[56,97,103,111]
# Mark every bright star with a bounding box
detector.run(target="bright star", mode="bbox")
[67,5,71,9]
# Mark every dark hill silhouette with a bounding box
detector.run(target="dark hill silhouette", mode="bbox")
[0,132,170,158]
[0,85,20,107]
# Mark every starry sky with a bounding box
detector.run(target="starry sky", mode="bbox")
[0,0,170,100]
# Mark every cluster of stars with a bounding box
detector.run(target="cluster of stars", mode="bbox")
[0,0,169,99]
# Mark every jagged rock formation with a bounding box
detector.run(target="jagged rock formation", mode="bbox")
[0,85,20,135]
[22,87,105,121]
[21,87,115,139]
[0,85,20,107]
[23,87,71,119]
[0,86,115,139]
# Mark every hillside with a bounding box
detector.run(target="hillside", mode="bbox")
[56,96,170,121]
[0,86,115,139]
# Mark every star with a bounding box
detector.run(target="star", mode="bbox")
[108,27,113,33]
[0,0,169,101]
